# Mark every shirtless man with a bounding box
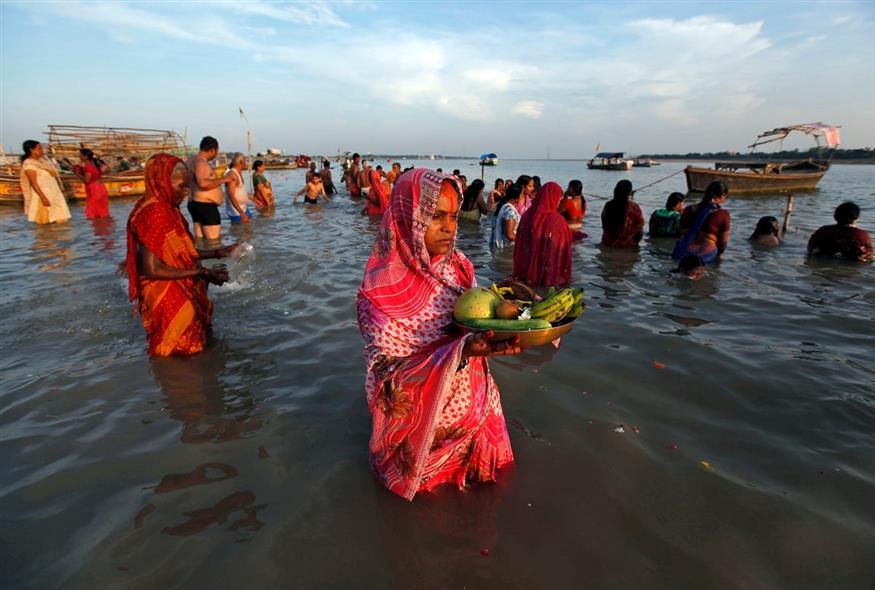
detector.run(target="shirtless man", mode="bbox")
[294,174,330,205]
[306,161,318,183]
[187,136,230,242]
[345,153,361,198]
[320,160,336,195]
[357,160,372,200]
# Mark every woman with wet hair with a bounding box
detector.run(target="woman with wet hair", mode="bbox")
[600,179,644,247]
[19,140,71,224]
[749,216,781,247]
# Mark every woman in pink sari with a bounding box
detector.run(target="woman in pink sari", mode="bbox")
[357,168,522,501]
[513,182,573,287]
[73,148,110,219]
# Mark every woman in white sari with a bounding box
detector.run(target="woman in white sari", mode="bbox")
[20,140,71,224]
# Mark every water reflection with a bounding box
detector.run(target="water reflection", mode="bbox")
[595,246,640,282]
[30,223,75,272]
[150,346,262,444]
[89,217,117,252]
[162,490,265,537]
[134,346,267,539]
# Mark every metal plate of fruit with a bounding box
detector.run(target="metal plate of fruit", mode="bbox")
[452,281,585,348]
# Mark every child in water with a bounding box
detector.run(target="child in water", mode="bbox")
[294,174,330,205]
[749,216,781,247]
[674,254,705,280]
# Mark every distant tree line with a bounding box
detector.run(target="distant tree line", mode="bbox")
[640,148,875,163]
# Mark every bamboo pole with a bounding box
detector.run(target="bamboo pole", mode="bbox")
[782,193,795,235]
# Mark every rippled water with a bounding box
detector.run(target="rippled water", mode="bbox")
[1,160,874,589]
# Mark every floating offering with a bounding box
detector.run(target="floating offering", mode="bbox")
[453,280,585,348]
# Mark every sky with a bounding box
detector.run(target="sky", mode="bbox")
[1,1,873,158]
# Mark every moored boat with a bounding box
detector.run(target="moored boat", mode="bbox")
[587,152,633,170]
[479,153,499,166]
[684,123,839,194]
[633,157,660,167]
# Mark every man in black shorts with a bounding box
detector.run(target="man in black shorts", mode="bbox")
[187,136,230,242]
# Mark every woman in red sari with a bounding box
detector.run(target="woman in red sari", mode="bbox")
[73,148,110,219]
[601,179,644,248]
[126,153,235,356]
[512,182,573,287]
[365,168,389,216]
[357,168,522,501]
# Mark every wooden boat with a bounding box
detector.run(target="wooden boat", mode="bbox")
[685,161,829,193]
[633,158,660,167]
[0,158,227,207]
[0,173,23,206]
[587,152,633,170]
[684,123,840,194]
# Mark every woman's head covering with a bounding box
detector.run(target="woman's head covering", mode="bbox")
[513,181,573,287]
[144,153,184,207]
[126,153,193,302]
[359,168,472,318]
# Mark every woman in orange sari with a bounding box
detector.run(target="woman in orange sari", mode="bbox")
[357,168,522,501]
[126,153,235,356]
[365,168,389,216]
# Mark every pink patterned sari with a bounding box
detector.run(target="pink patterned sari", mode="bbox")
[357,168,514,501]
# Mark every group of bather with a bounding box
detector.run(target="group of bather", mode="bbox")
[15,137,873,502]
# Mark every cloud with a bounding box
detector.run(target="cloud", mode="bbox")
[232,1,350,28]
[512,101,544,119]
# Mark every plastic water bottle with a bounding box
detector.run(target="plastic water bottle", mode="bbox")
[227,242,256,283]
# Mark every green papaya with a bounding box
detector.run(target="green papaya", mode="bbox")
[462,318,552,331]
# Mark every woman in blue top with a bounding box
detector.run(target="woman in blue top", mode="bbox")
[490,184,523,250]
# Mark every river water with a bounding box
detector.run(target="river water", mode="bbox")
[1,160,873,589]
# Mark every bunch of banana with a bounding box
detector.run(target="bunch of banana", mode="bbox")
[566,288,586,319]
[530,288,573,323]
[530,287,586,324]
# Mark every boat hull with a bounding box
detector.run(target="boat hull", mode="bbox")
[684,165,827,194]
[1,164,229,206]
[587,161,633,171]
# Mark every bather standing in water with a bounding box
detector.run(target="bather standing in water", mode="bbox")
[345,153,361,198]
[358,160,373,200]
[807,201,873,262]
[126,154,235,356]
[19,140,71,225]
[356,168,522,500]
[295,174,329,205]
[749,216,781,247]
[320,160,336,196]
[601,180,644,248]
[673,181,731,263]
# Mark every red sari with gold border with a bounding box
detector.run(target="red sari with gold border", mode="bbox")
[126,154,212,356]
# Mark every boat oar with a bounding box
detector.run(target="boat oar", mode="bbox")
[782,193,795,235]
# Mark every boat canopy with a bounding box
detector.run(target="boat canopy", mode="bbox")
[45,125,185,161]
[480,153,498,159]
[595,152,625,158]
[749,123,841,149]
